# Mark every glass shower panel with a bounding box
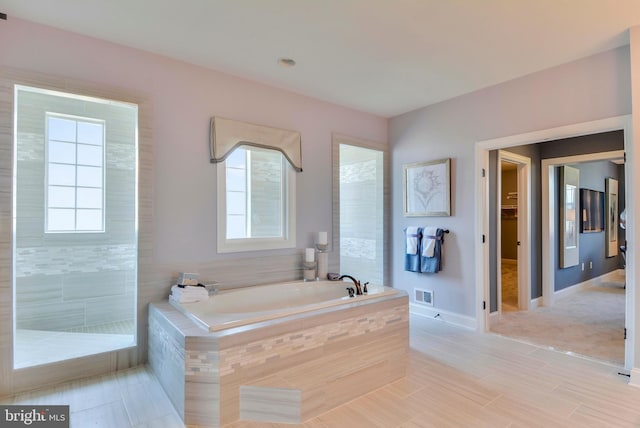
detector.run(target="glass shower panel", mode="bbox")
[14,85,138,368]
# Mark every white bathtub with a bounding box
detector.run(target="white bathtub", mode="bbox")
[169,280,398,332]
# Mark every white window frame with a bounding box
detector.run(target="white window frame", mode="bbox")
[216,146,296,253]
[45,112,106,233]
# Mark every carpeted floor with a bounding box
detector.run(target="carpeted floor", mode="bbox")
[492,270,625,366]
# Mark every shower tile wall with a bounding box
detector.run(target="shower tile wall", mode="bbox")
[340,151,383,285]
[15,90,136,332]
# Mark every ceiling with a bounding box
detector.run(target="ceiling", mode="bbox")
[2,0,640,117]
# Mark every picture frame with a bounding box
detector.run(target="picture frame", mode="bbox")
[403,158,451,217]
[605,177,619,257]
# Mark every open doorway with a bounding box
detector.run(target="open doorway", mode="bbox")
[477,117,635,368]
[499,160,519,312]
[496,150,531,316]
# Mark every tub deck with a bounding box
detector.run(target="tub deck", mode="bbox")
[149,286,409,427]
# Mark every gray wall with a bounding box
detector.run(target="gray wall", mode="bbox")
[391,46,631,319]
[15,90,137,331]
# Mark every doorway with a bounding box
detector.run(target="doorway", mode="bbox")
[496,150,531,317]
[476,115,634,370]
[499,160,519,312]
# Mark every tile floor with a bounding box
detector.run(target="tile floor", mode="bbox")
[3,314,640,427]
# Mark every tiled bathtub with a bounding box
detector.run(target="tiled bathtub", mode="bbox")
[148,282,409,427]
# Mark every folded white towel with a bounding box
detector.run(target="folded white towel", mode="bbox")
[171,284,208,295]
[422,227,438,258]
[406,227,420,255]
[169,293,207,304]
[170,285,208,304]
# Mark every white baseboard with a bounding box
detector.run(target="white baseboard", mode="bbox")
[553,269,624,300]
[410,303,477,330]
[530,297,542,309]
[629,368,640,388]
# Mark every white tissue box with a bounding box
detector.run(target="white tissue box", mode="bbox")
[177,272,199,286]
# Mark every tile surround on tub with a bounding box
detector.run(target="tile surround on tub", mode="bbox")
[149,291,409,427]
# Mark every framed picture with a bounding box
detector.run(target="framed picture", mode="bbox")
[605,177,619,257]
[403,158,451,216]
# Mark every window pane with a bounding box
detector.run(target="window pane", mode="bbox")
[226,148,246,169]
[76,209,103,231]
[47,208,75,231]
[48,117,76,142]
[77,166,103,187]
[48,163,76,186]
[227,191,246,216]
[49,141,76,164]
[48,186,75,208]
[250,150,283,238]
[77,187,103,209]
[227,215,246,239]
[226,167,246,192]
[77,121,103,146]
[77,144,103,166]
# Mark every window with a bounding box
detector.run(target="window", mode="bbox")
[217,145,296,252]
[45,113,105,232]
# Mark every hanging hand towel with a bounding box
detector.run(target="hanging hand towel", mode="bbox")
[420,228,444,273]
[421,227,438,258]
[406,226,420,255]
[404,227,422,272]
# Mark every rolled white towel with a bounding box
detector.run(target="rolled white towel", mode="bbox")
[171,284,208,296]
[169,293,207,304]
[422,227,438,258]
[406,227,420,255]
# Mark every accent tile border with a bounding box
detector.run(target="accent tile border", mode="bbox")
[218,305,408,376]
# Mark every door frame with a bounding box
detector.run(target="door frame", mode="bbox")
[497,151,531,315]
[475,114,634,371]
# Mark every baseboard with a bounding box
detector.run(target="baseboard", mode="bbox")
[501,258,517,265]
[410,303,476,330]
[530,297,542,309]
[629,368,640,388]
[553,269,624,300]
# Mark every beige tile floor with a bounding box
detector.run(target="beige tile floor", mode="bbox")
[4,315,640,427]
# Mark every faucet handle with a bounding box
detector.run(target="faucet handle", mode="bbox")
[346,287,355,298]
[363,282,369,294]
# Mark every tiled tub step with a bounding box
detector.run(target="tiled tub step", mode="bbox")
[240,385,303,423]
[239,350,407,424]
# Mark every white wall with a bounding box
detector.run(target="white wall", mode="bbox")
[0,18,387,386]
[390,46,631,320]
[0,17,387,276]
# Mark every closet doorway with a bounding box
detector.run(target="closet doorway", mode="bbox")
[497,150,531,315]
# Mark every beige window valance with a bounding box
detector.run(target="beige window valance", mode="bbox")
[209,116,303,172]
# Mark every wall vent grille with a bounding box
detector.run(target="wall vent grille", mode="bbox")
[415,289,433,306]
